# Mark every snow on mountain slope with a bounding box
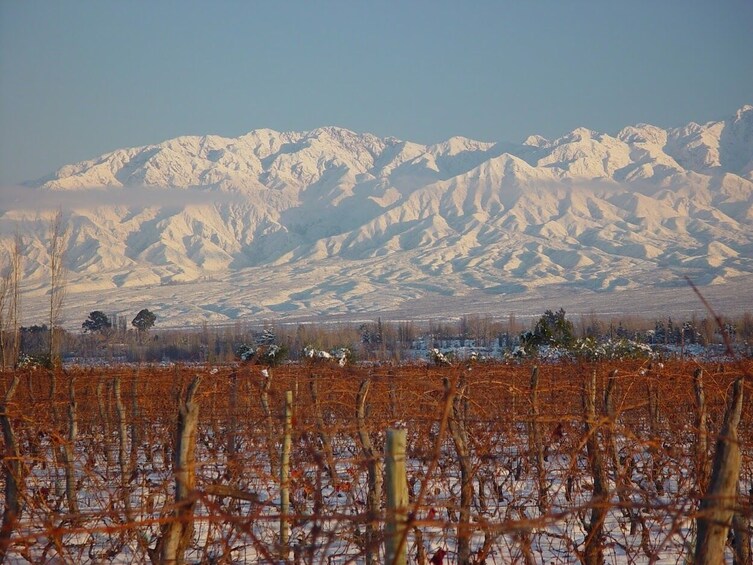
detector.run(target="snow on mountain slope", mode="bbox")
[2,106,753,326]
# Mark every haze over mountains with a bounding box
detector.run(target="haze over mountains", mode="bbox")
[3,105,753,326]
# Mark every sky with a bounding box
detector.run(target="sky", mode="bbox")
[1,1,752,186]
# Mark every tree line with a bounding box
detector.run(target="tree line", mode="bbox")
[3,307,751,368]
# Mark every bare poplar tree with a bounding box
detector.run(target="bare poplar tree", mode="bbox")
[10,233,21,367]
[0,264,9,368]
[48,210,68,366]
[0,232,22,369]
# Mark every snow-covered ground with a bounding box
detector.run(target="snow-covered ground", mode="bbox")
[13,269,753,331]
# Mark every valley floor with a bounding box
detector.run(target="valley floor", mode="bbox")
[17,274,753,330]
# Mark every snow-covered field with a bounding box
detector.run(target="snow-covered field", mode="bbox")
[13,267,753,331]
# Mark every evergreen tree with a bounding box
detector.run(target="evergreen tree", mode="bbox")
[521,308,575,348]
[132,309,156,333]
[82,311,112,334]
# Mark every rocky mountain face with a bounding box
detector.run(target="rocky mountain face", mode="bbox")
[3,106,752,324]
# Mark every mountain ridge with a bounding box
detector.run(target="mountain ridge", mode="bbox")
[3,105,753,325]
[36,105,753,191]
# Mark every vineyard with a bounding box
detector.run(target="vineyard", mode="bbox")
[1,360,751,563]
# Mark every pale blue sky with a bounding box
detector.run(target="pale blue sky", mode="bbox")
[1,1,751,185]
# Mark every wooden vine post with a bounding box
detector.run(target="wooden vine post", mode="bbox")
[280,390,293,560]
[113,377,132,517]
[63,375,79,515]
[604,369,637,533]
[694,378,744,565]
[385,428,408,565]
[731,485,751,565]
[528,366,548,513]
[583,370,607,565]
[445,375,473,564]
[692,368,710,496]
[159,375,202,564]
[309,373,337,484]
[130,370,141,470]
[260,369,277,474]
[357,379,383,565]
[646,378,663,493]
[1,375,23,561]
[227,371,238,470]
[96,378,110,468]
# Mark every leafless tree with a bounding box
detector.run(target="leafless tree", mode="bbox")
[48,209,68,366]
[0,266,9,368]
[0,232,22,369]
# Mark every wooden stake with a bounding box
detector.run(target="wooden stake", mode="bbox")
[694,378,744,564]
[280,390,293,560]
[385,428,408,565]
[0,375,22,561]
[159,375,202,564]
[357,379,383,565]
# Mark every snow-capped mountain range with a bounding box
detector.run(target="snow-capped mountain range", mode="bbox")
[3,105,753,326]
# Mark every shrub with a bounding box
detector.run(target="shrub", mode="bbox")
[429,348,454,366]
[237,343,288,366]
[569,337,654,361]
[17,352,52,370]
[303,345,352,366]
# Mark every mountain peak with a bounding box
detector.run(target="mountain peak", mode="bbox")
[617,123,666,145]
[240,127,284,138]
[431,136,494,156]
[306,125,362,138]
[563,127,597,142]
[734,104,753,123]
[523,134,550,147]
